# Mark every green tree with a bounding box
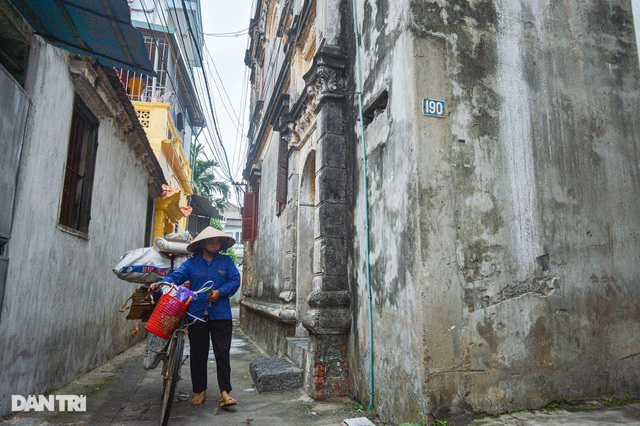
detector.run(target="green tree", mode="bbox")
[191,142,230,212]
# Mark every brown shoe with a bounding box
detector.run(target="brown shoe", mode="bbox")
[191,391,206,406]
[219,394,237,407]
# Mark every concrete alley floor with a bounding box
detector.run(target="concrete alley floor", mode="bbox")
[3,311,364,426]
[3,307,640,425]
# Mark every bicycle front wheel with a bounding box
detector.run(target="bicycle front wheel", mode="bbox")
[160,331,184,426]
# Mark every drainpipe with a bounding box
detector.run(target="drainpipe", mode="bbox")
[351,0,375,411]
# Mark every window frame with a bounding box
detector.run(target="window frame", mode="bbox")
[276,134,288,216]
[242,192,258,242]
[58,95,99,238]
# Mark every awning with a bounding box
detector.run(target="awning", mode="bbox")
[10,0,155,77]
[190,194,222,220]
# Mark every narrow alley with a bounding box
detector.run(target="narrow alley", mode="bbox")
[1,0,640,424]
[4,308,639,425]
[4,309,362,426]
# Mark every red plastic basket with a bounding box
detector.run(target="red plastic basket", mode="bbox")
[145,290,190,339]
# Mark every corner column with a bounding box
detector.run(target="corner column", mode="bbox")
[300,47,351,399]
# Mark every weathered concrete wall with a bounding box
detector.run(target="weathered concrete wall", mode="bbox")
[349,0,640,423]
[241,127,295,356]
[240,0,320,356]
[251,131,289,303]
[0,38,151,416]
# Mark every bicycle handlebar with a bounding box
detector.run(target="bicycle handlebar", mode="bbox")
[152,281,215,299]
[152,281,217,326]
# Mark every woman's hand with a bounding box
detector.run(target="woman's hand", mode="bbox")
[207,289,220,303]
[149,282,166,292]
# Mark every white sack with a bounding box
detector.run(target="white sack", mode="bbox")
[154,237,190,254]
[113,247,189,283]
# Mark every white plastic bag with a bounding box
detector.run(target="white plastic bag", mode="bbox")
[154,237,190,254]
[143,333,168,370]
[113,247,189,283]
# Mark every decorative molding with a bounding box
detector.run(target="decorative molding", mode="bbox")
[279,291,296,303]
[300,291,351,335]
[278,47,348,150]
[68,58,117,118]
[282,121,301,147]
[136,109,151,128]
[307,65,344,102]
[307,290,350,308]
[248,100,264,141]
[241,298,297,324]
[302,307,351,335]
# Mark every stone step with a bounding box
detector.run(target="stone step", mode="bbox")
[249,356,303,392]
[286,337,309,370]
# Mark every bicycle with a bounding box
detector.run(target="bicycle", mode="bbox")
[149,281,214,426]
[160,315,187,426]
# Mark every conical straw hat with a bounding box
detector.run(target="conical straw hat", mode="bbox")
[186,226,236,252]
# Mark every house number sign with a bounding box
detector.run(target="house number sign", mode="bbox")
[422,98,446,118]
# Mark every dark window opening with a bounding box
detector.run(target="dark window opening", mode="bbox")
[0,3,31,86]
[144,197,155,246]
[276,135,288,216]
[59,96,99,236]
[363,89,388,125]
[176,112,184,132]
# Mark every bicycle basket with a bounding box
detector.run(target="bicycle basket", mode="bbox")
[145,290,191,339]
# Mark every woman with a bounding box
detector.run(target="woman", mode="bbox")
[152,226,240,408]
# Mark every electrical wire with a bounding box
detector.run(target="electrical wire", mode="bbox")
[230,66,249,179]
[135,0,203,190]
[139,0,234,194]
[178,0,235,182]
[163,0,231,176]
[147,0,233,184]
[202,46,244,136]
[183,1,252,209]
[200,25,253,183]
[204,28,250,37]
[143,0,252,208]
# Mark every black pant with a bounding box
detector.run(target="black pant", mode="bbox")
[188,319,233,394]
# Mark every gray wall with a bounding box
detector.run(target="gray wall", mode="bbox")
[251,132,289,303]
[350,0,640,422]
[0,38,152,415]
[240,130,295,356]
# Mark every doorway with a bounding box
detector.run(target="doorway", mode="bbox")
[295,152,316,337]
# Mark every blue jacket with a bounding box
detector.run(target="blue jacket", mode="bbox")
[163,252,240,320]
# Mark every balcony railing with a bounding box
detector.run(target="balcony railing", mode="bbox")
[115,35,174,105]
[116,68,168,102]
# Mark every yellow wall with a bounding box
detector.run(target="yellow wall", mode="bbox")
[132,101,194,239]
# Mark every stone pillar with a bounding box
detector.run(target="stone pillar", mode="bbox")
[300,47,351,399]
[302,290,350,397]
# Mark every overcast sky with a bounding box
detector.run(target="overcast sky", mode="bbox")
[198,1,254,204]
